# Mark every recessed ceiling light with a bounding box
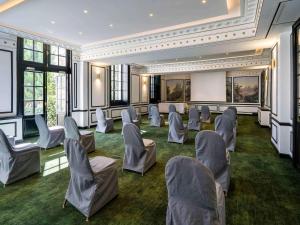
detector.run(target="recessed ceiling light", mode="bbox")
[50,20,55,25]
[78,31,83,35]
[202,0,207,3]
[83,9,88,14]
[149,13,154,17]
[109,24,113,28]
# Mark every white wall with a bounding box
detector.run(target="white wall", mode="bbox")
[191,71,226,102]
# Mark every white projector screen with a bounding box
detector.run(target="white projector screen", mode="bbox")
[191,71,226,101]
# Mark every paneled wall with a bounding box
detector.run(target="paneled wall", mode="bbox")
[0,32,22,140]
[270,30,293,157]
[71,62,149,128]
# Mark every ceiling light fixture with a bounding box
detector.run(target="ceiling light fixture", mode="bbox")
[83,9,88,14]
[50,20,56,25]
[109,24,113,28]
[202,0,207,3]
[79,32,83,35]
[149,13,154,17]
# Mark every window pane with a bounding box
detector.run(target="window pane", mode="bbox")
[24,49,33,61]
[34,51,43,63]
[122,65,128,73]
[51,46,58,55]
[24,39,33,49]
[24,101,34,115]
[35,101,44,114]
[59,56,66,67]
[34,41,43,52]
[24,87,33,100]
[35,72,44,86]
[35,87,44,100]
[24,71,34,86]
[59,47,66,56]
[51,55,58,65]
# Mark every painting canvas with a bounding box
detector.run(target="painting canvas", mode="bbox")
[233,76,259,103]
[166,79,184,101]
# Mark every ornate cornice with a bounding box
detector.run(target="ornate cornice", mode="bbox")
[0,24,80,50]
[80,0,264,61]
[139,50,271,74]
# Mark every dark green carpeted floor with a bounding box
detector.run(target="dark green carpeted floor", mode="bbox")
[1,115,300,225]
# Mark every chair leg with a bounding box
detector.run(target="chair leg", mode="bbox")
[62,199,67,208]
[86,217,89,222]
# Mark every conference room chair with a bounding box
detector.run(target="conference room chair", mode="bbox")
[215,114,236,152]
[165,156,225,225]
[0,129,40,186]
[148,104,156,120]
[168,112,188,144]
[200,105,211,123]
[121,109,140,135]
[195,130,230,193]
[95,108,114,133]
[64,117,95,153]
[122,123,156,176]
[128,105,142,124]
[168,104,176,113]
[150,105,165,127]
[63,138,118,221]
[228,106,237,117]
[35,115,65,149]
[188,107,201,131]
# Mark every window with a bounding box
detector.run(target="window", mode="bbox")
[23,70,44,115]
[50,45,66,67]
[226,77,233,102]
[23,38,44,63]
[149,75,161,103]
[110,64,129,106]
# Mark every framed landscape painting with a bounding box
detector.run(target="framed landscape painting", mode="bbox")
[166,79,184,101]
[233,76,259,103]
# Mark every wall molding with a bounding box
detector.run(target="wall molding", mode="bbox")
[80,0,264,60]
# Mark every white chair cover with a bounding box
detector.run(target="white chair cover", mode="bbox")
[165,156,225,225]
[201,105,211,123]
[195,130,230,193]
[188,107,201,131]
[64,138,118,219]
[215,115,236,151]
[64,117,95,153]
[122,123,156,175]
[35,115,65,149]
[150,106,164,127]
[0,129,40,185]
[128,105,142,124]
[95,108,114,133]
[168,104,176,113]
[168,112,188,144]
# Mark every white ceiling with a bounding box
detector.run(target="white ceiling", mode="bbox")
[0,0,228,45]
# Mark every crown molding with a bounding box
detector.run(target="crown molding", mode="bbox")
[138,50,270,74]
[80,0,264,61]
[0,24,80,50]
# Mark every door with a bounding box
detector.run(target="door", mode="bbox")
[46,72,67,127]
[292,18,300,167]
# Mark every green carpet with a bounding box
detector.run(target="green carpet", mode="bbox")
[0,115,300,225]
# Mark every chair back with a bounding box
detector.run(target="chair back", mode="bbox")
[151,106,160,119]
[165,156,218,213]
[228,106,237,116]
[169,112,184,131]
[223,109,236,124]
[64,117,81,141]
[189,107,199,122]
[96,108,106,125]
[195,130,227,178]
[64,138,94,180]
[121,109,132,124]
[168,104,176,113]
[0,129,13,156]
[35,115,50,135]
[201,105,210,120]
[128,105,137,121]
[123,123,145,159]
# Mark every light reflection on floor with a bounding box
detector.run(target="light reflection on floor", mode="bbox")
[140,130,147,134]
[43,155,68,177]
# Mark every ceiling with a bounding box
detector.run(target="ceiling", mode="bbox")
[0,0,229,45]
[0,0,299,69]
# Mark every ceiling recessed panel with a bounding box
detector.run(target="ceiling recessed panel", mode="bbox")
[0,0,228,45]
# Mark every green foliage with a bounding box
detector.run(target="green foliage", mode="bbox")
[47,73,57,127]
